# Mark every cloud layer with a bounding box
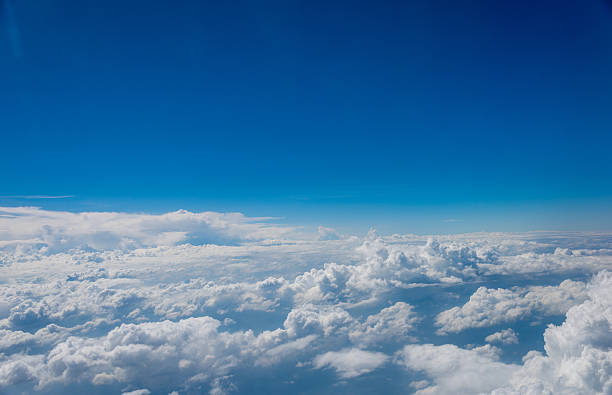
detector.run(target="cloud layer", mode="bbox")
[1,207,612,394]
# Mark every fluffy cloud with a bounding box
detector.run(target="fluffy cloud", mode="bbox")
[283,304,354,338]
[491,271,612,394]
[1,208,612,394]
[349,302,419,347]
[313,348,389,378]
[395,272,612,395]
[485,329,519,345]
[0,206,293,253]
[0,317,256,390]
[0,301,413,392]
[435,279,588,334]
[354,233,482,284]
[121,390,151,395]
[482,248,612,276]
[395,343,518,394]
[285,232,498,307]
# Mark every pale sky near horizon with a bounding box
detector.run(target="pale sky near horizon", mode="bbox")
[2,0,612,232]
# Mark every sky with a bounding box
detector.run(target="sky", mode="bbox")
[2,3,612,393]
[2,0,612,232]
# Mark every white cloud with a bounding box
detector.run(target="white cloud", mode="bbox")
[0,316,268,391]
[313,348,389,378]
[256,335,318,367]
[485,328,519,345]
[283,304,354,338]
[1,208,612,394]
[482,249,612,276]
[355,235,483,284]
[395,272,612,395]
[121,389,151,395]
[349,302,419,346]
[491,271,612,394]
[395,344,518,394]
[317,226,341,241]
[0,354,45,387]
[435,279,588,333]
[0,206,293,253]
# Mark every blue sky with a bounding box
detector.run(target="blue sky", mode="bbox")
[1,0,611,232]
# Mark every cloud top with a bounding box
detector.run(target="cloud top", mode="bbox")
[0,207,611,394]
[0,207,292,252]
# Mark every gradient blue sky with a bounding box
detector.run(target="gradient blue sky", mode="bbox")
[1,0,611,233]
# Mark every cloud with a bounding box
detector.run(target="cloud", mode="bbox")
[349,302,419,346]
[491,271,612,394]
[0,353,44,387]
[0,316,266,392]
[317,226,341,241]
[0,207,293,253]
[485,328,519,345]
[395,343,518,394]
[395,272,612,395]
[1,208,612,393]
[121,390,150,395]
[0,196,73,199]
[313,348,389,378]
[480,245,612,276]
[435,279,588,334]
[283,304,354,338]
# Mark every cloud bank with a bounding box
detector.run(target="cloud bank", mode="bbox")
[1,207,611,394]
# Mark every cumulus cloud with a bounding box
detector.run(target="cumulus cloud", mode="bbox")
[482,249,612,276]
[435,280,588,334]
[485,328,519,345]
[0,317,258,390]
[1,208,612,394]
[395,343,518,394]
[285,232,503,307]
[121,390,151,395]
[283,304,353,338]
[491,271,612,394]
[355,234,483,284]
[313,348,389,378]
[393,272,612,395]
[349,302,419,346]
[0,206,293,253]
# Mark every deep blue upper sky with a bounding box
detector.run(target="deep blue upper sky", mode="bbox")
[1,0,611,232]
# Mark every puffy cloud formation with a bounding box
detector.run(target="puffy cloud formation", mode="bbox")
[1,207,612,394]
[395,344,518,394]
[396,272,612,395]
[313,348,389,378]
[485,328,519,345]
[122,390,151,395]
[0,206,293,252]
[491,270,612,394]
[435,279,588,334]
[349,302,419,346]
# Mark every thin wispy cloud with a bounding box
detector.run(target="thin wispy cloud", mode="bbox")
[0,195,74,199]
